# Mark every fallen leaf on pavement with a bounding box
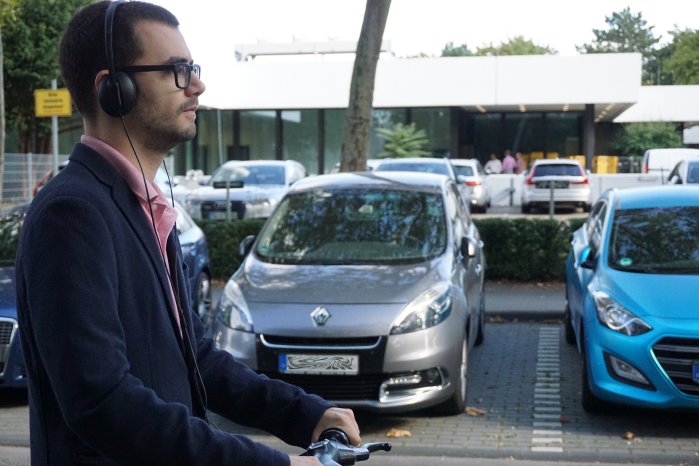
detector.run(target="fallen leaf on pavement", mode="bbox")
[386,428,412,438]
[559,416,571,424]
[623,431,635,441]
[465,407,486,416]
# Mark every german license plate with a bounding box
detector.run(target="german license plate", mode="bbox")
[537,180,569,189]
[279,354,359,375]
[693,362,699,382]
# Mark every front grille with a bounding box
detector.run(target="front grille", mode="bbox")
[262,372,384,400]
[261,335,381,349]
[0,321,14,345]
[653,337,699,396]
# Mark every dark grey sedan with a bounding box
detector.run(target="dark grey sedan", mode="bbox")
[212,172,486,414]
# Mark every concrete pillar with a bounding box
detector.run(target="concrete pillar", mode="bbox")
[583,104,595,170]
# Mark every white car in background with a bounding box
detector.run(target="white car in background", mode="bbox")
[521,159,592,213]
[450,159,490,213]
[185,160,307,220]
[667,158,699,185]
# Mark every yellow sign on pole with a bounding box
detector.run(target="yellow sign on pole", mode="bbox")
[34,88,72,118]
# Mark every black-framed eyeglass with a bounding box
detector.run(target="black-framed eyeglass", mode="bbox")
[117,63,201,89]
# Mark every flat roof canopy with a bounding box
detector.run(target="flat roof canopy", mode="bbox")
[614,85,699,124]
[199,53,643,122]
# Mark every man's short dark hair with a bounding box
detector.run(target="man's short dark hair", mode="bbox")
[59,1,179,119]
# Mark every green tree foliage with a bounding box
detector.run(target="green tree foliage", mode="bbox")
[441,36,555,57]
[612,122,683,158]
[664,29,699,84]
[441,41,473,57]
[474,36,557,56]
[2,0,90,153]
[576,7,660,84]
[375,122,429,159]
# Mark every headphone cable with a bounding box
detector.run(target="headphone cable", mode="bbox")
[119,115,211,424]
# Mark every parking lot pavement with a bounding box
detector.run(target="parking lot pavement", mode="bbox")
[485,280,565,320]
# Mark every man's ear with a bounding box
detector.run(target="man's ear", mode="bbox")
[94,69,110,90]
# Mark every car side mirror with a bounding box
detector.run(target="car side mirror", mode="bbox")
[460,237,477,259]
[579,246,596,270]
[239,235,256,258]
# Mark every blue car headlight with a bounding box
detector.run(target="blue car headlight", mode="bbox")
[216,280,253,332]
[390,283,452,335]
[592,291,651,336]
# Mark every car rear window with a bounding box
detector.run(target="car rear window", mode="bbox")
[255,188,447,265]
[532,164,582,177]
[608,206,699,274]
[210,165,285,186]
[453,165,474,177]
[375,162,449,176]
[688,163,699,183]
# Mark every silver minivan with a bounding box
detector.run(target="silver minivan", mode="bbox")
[212,172,486,414]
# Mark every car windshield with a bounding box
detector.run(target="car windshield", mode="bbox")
[210,165,285,186]
[453,165,474,177]
[255,188,447,265]
[608,206,699,274]
[532,164,582,177]
[375,162,449,176]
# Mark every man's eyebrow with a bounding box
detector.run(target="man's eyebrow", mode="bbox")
[166,57,193,65]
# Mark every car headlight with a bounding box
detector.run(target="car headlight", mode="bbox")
[390,283,452,335]
[216,280,253,332]
[592,291,651,336]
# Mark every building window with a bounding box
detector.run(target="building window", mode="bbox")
[504,112,544,155]
[370,109,406,157]
[472,113,502,160]
[239,110,276,161]
[546,112,582,156]
[412,108,450,157]
[282,110,319,175]
[324,109,346,173]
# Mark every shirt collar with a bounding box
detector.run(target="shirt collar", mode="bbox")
[80,134,166,204]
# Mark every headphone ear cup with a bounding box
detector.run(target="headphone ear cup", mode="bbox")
[98,71,137,117]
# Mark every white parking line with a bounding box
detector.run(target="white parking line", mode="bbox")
[531,326,563,453]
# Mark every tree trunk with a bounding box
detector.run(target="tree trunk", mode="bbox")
[339,0,391,172]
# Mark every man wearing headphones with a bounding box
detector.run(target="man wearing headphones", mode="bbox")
[15,1,359,465]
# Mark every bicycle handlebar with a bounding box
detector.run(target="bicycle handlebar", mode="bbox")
[301,428,392,466]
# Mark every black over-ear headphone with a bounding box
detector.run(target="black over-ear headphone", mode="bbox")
[98,0,137,117]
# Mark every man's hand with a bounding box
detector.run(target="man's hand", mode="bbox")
[312,407,361,446]
[289,456,322,465]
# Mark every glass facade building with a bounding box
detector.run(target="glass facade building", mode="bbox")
[177,107,585,176]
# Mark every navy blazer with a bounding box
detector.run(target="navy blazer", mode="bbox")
[16,143,333,465]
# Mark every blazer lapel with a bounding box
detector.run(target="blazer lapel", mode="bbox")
[69,146,183,344]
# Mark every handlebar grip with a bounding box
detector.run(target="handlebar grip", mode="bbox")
[318,428,350,445]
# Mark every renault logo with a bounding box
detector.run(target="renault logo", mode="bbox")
[310,306,331,326]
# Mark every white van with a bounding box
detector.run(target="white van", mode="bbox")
[642,148,699,175]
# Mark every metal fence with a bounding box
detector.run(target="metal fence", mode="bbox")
[1,153,69,211]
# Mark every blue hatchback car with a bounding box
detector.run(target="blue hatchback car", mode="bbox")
[565,185,699,412]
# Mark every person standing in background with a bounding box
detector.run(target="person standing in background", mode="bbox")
[515,152,526,174]
[484,153,502,174]
[502,149,515,174]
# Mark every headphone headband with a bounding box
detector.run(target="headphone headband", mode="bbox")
[99,0,137,117]
[104,1,123,79]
